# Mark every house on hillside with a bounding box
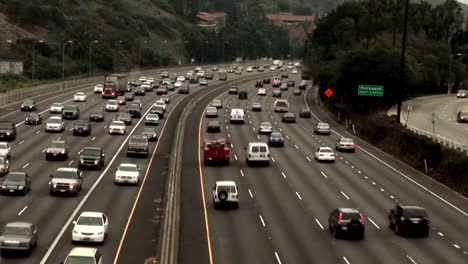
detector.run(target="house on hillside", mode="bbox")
[196,12,226,32]
[265,13,315,27]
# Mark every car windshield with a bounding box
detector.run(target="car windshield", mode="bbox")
[108,101,117,105]
[0,158,6,164]
[152,106,163,112]
[320,148,333,153]
[64,256,97,264]
[460,112,468,117]
[341,138,354,143]
[49,141,65,148]
[48,118,62,123]
[284,113,294,117]
[318,123,329,128]
[271,133,282,138]
[55,170,78,178]
[77,216,103,226]
[147,114,159,119]
[403,208,427,218]
[130,137,147,144]
[119,165,138,172]
[76,93,84,96]
[75,121,89,126]
[90,111,102,116]
[5,174,25,182]
[63,105,77,111]
[28,113,39,118]
[0,144,8,149]
[52,103,62,107]
[2,226,30,236]
[261,122,271,126]
[23,100,34,105]
[81,149,100,156]
[342,212,361,221]
[208,121,219,126]
[111,121,124,126]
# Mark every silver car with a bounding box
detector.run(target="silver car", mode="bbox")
[205,107,218,117]
[45,116,65,132]
[314,122,331,135]
[335,137,356,152]
[0,222,38,253]
[145,114,160,125]
[46,140,69,160]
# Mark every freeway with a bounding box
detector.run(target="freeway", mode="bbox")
[388,94,468,148]
[179,74,468,263]
[0,65,268,263]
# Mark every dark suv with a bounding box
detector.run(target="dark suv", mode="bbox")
[0,121,16,141]
[127,103,142,118]
[72,120,92,136]
[127,135,149,158]
[328,208,365,239]
[62,105,80,120]
[78,147,105,170]
[389,204,430,237]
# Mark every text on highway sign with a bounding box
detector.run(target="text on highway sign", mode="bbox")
[358,85,384,96]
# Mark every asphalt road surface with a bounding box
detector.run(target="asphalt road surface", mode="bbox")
[179,76,468,264]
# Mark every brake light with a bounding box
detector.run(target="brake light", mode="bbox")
[281,137,284,141]
[360,213,365,222]
[338,213,343,223]
[269,136,273,141]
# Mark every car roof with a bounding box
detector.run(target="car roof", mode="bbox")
[69,247,99,257]
[338,208,361,213]
[399,204,426,210]
[57,167,79,172]
[319,147,333,151]
[79,211,104,218]
[248,142,268,146]
[83,147,101,151]
[5,222,32,228]
[216,180,236,186]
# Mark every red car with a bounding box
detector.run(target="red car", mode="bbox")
[299,80,307,90]
[157,87,168,95]
[203,139,230,165]
[255,80,264,88]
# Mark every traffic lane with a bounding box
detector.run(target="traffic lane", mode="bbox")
[245,96,410,263]
[296,91,468,248]
[200,103,278,264]
[224,111,342,264]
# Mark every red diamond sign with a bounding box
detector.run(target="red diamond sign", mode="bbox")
[324,88,334,98]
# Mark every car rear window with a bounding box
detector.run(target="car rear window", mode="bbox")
[130,137,147,144]
[342,212,361,220]
[403,208,427,218]
[321,148,333,153]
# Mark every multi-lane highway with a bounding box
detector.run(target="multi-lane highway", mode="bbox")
[0,65,270,263]
[179,74,468,264]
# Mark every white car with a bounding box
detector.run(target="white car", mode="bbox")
[45,116,65,132]
[258,122,273,134]
[93,84,103,93]
[315,147,335,162]
[139,76,147,82]
[269,66,276,70]
[177,76,185,82]
[154,100,166,111]
[50,102,64,113]
[257,88,267,96]
[74,92,87,102]
[213,181,239,209]
[114,163,140,185]
[197,70,205,77]
[108,120,126,135]
[205,107,218,117]
[72,212,108,243]
[291,69,298,74]
[246,67,253,72]
[145,114,160,125]
[211,99,222,109]
[0,142,11,158]
[251,102,262,111]
[105,100,119,112]
[174,81,183,88]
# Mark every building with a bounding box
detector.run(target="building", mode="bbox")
[196,12,226,31]
[265,13,314,27]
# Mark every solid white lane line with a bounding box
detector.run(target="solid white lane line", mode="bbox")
[275,252,282,264]
[36,130,40,134]
[259,215,266,227]
[295,192,302,200]
[343,256,351,264]
[321,171,328,179]
[368,217,380,229]
[281,172,287,178]
[240,170,244,177]
[306,156,311,162]
[22,163,29,169]
[271,157,276,162]
[68,160,74,165]
[315,218,324,229]
[341,191,350,200]
[234,154,238,161]
[248,189,253,198]
[18,140,24,145]
[294,144,299,149]
[406,255,417,264]
[18,206,28,216]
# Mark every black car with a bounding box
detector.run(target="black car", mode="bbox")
[127,103,142,118]
[141,127,158,142]
[62,105,80,120]
[134,86,146,96]
[0,222,38,253]
[89,110,104,122]
[0,172,31,195]
[389,204,430,237]
[72,120,92,136]
[78,147,105,170]
[124,92,135,101]
[25,113,42,125]
[189,76,199,83]
[287,80,295,87]
[178,85,189,94]
[20,100,36,111]
[116,112,132,125]
[255,80,263,87]
[207,121,221,133]
[150,106,165,119]
[0,121,17,141]
[228,87,238,94]
[272,90,281,98]
[238,91,248,99]
[456,111,468,123]
[282,112,296,123]
[299,108,312,118]
[263,78,271,84]
[281,73,289,79]
[328,208,365,239]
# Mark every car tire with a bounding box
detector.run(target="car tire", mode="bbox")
[233,202,239,209]
[395,224,402,235]
[218,191,228,201]
[422,229,430,237]
[333,227,340,238]
[214,202,219,210]
[389,221,395,229]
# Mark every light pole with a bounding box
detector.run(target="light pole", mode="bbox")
[396,0,409,124]
[138,40,148,69]
[32,39,44,80]
[62,40,73,82]
[160,40,167,66]
[88,40,99,76]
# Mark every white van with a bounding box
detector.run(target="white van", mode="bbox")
[246,142,270,166]
[273,99,289,112]
[230,109,245,124]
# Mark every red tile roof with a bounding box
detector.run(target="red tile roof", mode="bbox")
[266,13,314,23]
[197,12,226,22]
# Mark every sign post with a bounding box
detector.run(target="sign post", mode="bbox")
[358,85,384,96]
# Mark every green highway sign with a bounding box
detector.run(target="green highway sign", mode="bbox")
[358,85,384,97]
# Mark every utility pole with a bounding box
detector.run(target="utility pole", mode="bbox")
[396,0,409,124]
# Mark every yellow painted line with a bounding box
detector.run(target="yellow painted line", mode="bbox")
[113,98,184,264]
[198,107,215,264]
